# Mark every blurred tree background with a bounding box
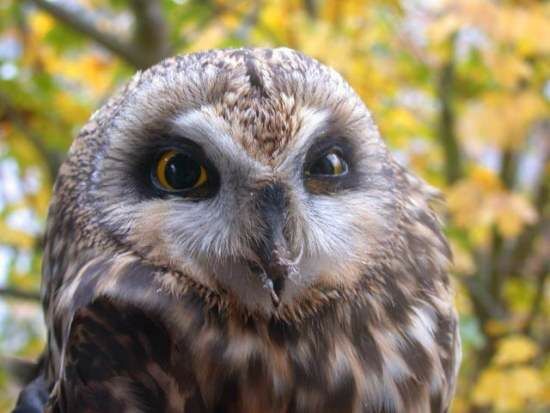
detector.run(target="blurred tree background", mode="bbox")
[0,0,548,411]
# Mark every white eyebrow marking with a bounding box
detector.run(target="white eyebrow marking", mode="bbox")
[276,107,331,172]
[171,107,268,176]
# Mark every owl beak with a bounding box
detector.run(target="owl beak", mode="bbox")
[249,182,293,307]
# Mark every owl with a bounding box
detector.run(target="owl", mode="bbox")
[14,48,460,413]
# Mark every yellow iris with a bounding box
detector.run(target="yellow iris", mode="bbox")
[155,150,207,191]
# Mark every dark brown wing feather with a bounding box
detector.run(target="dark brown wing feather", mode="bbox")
[45,298,205,413]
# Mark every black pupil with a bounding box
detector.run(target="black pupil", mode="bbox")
[165,153,201,189]
[310,153,340,175]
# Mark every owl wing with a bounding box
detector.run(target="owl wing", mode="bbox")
[46,298,206,413]
[37,253,206,413]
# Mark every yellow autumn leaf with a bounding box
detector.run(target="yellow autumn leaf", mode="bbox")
[447,175,495,232]
[78,55,114,95]
[470,166,502,192]
[503,278,536,313]
[541,360,550,406]
[485,51,533,88]
[494,193,537,238]
[459,92,545,150]
[218,0,251,29]
[446,180,480,228]
[493,4,550,55]
[447,183,484,231]
[259,0,291,36]
[389,107,420,133]
[454,282,473,316]
[426,13,461,45]
[320,0,343,24]
[187,24,227,52]
[29,12,55,39]
[40,49,116,98]
[0,223,35,250]
[484,319,509,337]
[10,270,40,290]
[446,166,537,243]
[450,240,475,276]
[494,335,539,366]
[431,0,550,56]
[31,185,53,217]
[450,397,468,413]
[296,23,353,76]
[6,130,42,167]
[473,366,544,411]
[54,92,90,124]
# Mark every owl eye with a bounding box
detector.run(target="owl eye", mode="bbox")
[306,149,349,177]
[153,150,208,192]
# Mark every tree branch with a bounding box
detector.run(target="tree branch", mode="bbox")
[129,0,172,66]
[487,149,521,300]
[522,263,549,335]
[437,46,463,185]
[461,276,506,321]
[0,287,41,302]
[500,149,518,190]
[435,38,504,400]
[303,0,318,18]
[507,152,549,276]
[0,355,40,385]
[25,0,150,68]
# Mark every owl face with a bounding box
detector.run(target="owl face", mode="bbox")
[77,48,403,313]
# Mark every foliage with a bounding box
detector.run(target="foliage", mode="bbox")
[0,0,548,411]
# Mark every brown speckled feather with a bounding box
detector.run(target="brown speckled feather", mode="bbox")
[16,48,460,413]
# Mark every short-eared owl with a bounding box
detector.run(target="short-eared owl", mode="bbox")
[14,48,460,413]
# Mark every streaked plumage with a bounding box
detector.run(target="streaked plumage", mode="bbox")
[14,48,460,413]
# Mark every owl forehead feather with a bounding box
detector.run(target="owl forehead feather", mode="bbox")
[102,47,369,161]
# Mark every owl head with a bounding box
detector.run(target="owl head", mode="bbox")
[48,48,449,316]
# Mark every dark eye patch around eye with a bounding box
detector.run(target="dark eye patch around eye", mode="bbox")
[303,136,360,195]
[126,135,220,201]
